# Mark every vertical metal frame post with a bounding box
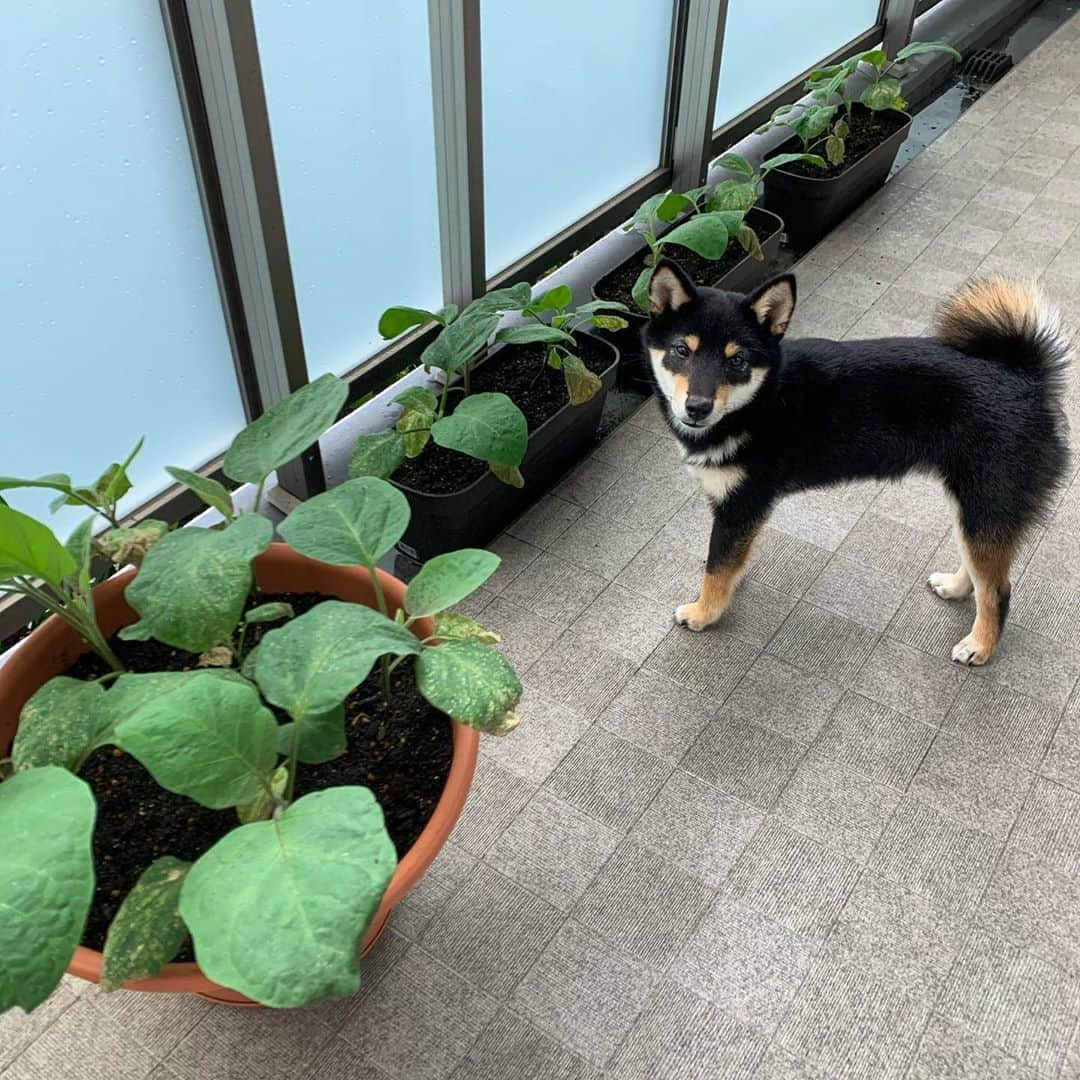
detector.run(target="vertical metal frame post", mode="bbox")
[882,0,919,58]
[428,0,486,307]
[162,0,324,500]
[670,0,730,194]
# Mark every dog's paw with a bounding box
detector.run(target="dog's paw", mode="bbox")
[928,572,972,600]
[675,602,717,632]
[951,635,991,666]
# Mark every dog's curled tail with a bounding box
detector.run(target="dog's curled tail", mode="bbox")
[936,275,1070,376]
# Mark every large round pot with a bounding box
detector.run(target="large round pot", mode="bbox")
[0,542,479,1006]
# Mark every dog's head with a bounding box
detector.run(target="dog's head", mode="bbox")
[642,259,796,437]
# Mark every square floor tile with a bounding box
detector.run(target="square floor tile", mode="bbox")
[501,552,608,628]
[725,819,861,940]
[670,898,817,1034]
[453,1009,596,1080]
[774,752,900,862]
[645,627,760,701]
[511,921,656,1068]
[908,1014,1041,1080]
[574,838,715,966]
[725,654,843,743]
[480,595,561,673]
[486,789,620,912]
[451,757,533,856]
[615,531,703,610]
[525,631,636,719]
[869,797,1000,914]
[887,586,974,658]
[910,732,1034,840]
[768,603,879,685]
[569,583,674,665]
[805,555,910,631]
[549,512,657,580]
[545,725,672,832]
[598,668,717,762]
[630,768,763,888]
[1010,777,1080,876]
[855,638,965,723]
[682,711,805,811]
[769,489,864,551]
[507,494,583,548]
[553,455,624,510]
[837,512,942,582]
[938,930,1080,1077]
[391,841,476,941]
[747,529,832,598]
[971,624,1080,711]
[815,692,935,789]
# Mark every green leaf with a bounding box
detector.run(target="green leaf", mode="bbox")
[405,548,500,618]
[655,192,695,222]
[392,386,438,414]
[861,78,903,111]
[12,676,107,771]
[431,393,528,468]
[123,514,273,652]
[631,190,672,228]
[562,353,602,405]
[435,303,459,325]
[524,284,572,315]
[63,516,96,584]
[662,212,735,259]
[179,786,397,1008]
[420,310,501,374]
[100,857,190,992]
[895,40,961,62]
[377,306,438,339]
[243,601,294,625]
[706,179,757,212]
[464,282,533,316]
[276,703,346,764]
[112,675,277,810]
[0,473,73,500]
[0,505,76,587]
[348,430,407,480]
[570,299,630,317]
[737,223,764,261]
[415,641,522,734]
[494,324,576,347]
[591,314,629,331]
[433,611,500,644]
[236,763,287,824]
[826,133,846,165]
[761,152,827,174]
[632,266,654,314]
[713,152,755,177]
[165,467,235,520]
[224,374,348,486]
[0,767,96,1013]
[490,462,525,488]
[255,599,419,720]
[397,404,433,458]
[833,116,850,138]
[278,476,410,568]
[858,48,888,71]
[784,103,838,147]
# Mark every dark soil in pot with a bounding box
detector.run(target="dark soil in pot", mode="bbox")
[776,106,908,179]
[394,334,612,496]
[594,221,766,310]
[67,590,453,959]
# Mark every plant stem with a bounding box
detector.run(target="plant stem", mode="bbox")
[367,562,393,701]
[253,477,267,516]
[284,721,302,806]
[14,579,125,673]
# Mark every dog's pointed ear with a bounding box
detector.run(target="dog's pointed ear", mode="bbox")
[649,259,696,315]
[747,274,796,336]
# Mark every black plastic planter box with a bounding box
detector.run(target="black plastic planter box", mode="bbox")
[591,205,784,392]
[391,334,619,562]
[763,110,912,250]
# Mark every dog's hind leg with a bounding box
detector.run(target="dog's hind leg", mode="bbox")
[928,531,973,600]
[951,532,1016,665]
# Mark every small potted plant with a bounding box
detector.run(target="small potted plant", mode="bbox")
[757,40,960,248]
[592,153,815,386]
[0,374,521,1013]
[348,285,626,561]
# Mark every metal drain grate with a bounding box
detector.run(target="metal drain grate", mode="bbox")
[961,49,1014,90]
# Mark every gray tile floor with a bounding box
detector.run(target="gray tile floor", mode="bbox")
[9,18,1080,1079]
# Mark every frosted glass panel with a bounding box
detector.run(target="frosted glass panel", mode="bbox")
[2,1,244,524]
[482,0,675,275]
[253,1,442,379]
[714,0,882,128]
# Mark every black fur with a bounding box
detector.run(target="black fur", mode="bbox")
[643,259,1070,577]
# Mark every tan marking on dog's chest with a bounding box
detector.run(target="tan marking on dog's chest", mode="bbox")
[687,464,745,505]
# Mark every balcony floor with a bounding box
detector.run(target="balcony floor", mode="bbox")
[9,14,1080,1079]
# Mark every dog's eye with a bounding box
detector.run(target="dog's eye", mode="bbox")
[671,342,690,358]
[729,353,749,373]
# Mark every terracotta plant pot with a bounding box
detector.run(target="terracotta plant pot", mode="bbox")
[0,542,479,1006]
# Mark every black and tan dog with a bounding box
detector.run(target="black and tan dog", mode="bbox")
[644,259,1070,665]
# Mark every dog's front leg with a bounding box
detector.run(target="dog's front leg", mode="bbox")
[675,489,771,632]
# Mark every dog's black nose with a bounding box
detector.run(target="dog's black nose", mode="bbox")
[685,396,713,422]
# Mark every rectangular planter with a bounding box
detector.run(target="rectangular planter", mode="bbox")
[392,334,619,561]
[763,109,912,250]
[591,205,784,392]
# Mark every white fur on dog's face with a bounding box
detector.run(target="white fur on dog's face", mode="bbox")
[650,347,767,435]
